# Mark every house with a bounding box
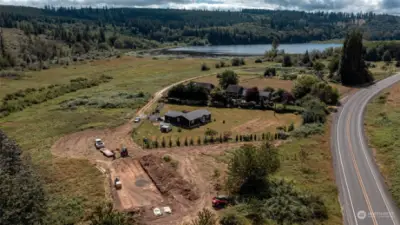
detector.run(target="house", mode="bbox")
[259,91,272,102]
[226,85,244,99]
[192,82,215,92]
[164,109,211,128]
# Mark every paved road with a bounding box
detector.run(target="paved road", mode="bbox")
[333,74,400,225]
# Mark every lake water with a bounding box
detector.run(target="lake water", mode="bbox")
[168,43,342,55]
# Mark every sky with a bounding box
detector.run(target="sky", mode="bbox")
[0,0,399,14]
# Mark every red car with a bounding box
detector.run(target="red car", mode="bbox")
[212,195,231,208]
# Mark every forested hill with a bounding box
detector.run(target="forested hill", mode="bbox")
[1,5,400,46]
[0,5,400,71]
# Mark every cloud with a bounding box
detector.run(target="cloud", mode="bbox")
[0,0,397,13]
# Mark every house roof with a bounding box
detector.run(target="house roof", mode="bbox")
[259,91,272,98]
[192,82,215,90]
[182,109,211,121]
[165,110,184,118]
[226,85,243,94]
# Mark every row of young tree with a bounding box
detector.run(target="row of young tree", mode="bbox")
[143,129,293,149]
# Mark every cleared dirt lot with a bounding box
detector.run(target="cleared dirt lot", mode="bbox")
[111,158,163,211]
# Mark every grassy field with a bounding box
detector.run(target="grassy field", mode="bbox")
[133,104,302,145]
[276,119,342,225]
[369,61,399,81]
[0,55,245,224]
[365,83,400,206]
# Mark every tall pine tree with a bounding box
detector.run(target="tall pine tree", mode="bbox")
[338,30,373,86]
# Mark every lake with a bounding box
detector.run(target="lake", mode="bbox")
[168,43,342,56]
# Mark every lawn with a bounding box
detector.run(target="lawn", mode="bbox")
[133,104,302,145]
[0,55,234,224]
[365,83,400,206]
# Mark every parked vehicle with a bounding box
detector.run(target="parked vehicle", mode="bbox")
[114,177,122,190]
[212,195,232,208]
[95,138,105,149]
[134,117,141,123]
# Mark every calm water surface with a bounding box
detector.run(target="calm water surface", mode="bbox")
[169,43,342,55]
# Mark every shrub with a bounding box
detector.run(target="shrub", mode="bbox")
[197,136,201,145]
[282,55,293,67]
[232,58,245,66]
[292,75,319,99]
[220,61,226,67]
[288,122,295,132]
[168,139,173,148]
[255,58,262,63]
[219,213,246,225]
[201,63,210,71]
[163,155,172,162]
[396,61,400,67]
[302,98,327,124]
[184,137,188,146]
[264,68,276,77]
[215,63,221,68]
[190,138,194,146]
[291,123,325,138]
[176,138,181,146]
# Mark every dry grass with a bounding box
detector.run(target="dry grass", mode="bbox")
[0,56,226,224]
[276,119,342,225]
[133,104,302,144]
[365,83,400,206]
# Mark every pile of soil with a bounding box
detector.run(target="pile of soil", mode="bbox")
[140,154,199,201]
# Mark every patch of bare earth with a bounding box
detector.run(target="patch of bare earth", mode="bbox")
[111,158,163,211]
[231,118,278,133]
[51,122,143,162]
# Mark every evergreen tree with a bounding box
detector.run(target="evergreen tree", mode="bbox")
[0,130,46,225]
[338,30,373,86]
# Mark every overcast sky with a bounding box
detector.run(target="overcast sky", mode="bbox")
[0,0,399,14]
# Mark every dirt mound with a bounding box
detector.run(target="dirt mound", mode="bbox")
[140,154,199,201]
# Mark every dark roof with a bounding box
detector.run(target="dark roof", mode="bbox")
[165,110,184,118]
[182,109,211,121]
[192,82,215,90]
[226,85,243,94]
[259,91,272,98]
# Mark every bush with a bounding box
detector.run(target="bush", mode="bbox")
[282,55,293,67]
[292,75,319,99]
[232,58,245,66]
[288,122,295,132]
[219,213,246,225]
[396,61,400,67]
[302,98,327,124]
[291,123,325,138]
[163,155,172,162]
[255,58,262,63]
[264,68,276,77]
[215,63,221,68]
[201,63,210,71]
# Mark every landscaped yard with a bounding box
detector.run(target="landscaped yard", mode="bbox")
[365,83,400,206]
[133,104,302,145]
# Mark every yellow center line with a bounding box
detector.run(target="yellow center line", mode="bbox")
[346,108,378,225]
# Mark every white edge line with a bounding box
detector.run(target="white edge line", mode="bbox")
[357,75,400,225]
[337,95,359,225]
